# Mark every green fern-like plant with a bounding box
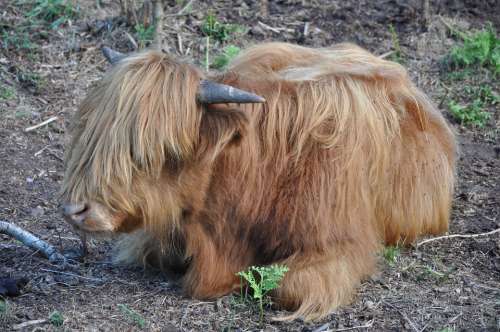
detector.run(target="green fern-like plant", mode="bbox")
[26,0,79,30]
[448,99,490,127]
[383,246,400,266]
[449,23,499,74]
[201,13,246,71]
[212,45,240,69]
[237,264,289,324]
[134,24,155,49]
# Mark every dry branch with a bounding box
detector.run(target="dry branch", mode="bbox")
[13,319,48,330]
[0,220,66,264]
[152,0,164,49]
[421,0,430,27]
[417,228,500,247]
[378,51,395,59]
[24,116,58,132]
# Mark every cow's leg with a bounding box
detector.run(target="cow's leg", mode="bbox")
[182,223,245,299]
[272,244,378,321]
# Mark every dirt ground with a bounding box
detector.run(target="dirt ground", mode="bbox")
[0,0,499,331]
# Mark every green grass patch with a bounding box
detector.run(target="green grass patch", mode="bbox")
[212,45,241,69]
[448,85,498,127]
[134,23,155,49]
[0,84,15,101]
[201,13,246,70]
[0,298,8,320]
[383,246,400,266]
[0,27,38,52]
[447,23,499,75]
[388,24,404,64]
[26,0,79,29]
[201,12,246,43]
[118,304,146,329]
[435,328,455,332]
[49,310,64,327]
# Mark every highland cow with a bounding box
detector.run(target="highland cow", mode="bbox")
[62,43,457,320]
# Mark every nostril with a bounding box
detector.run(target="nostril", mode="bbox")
[63,202,88,217]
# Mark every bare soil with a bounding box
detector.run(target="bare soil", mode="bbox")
[1,0,499,331]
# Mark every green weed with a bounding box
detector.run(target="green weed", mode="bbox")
[118,304,146,329]
[0,84,15,101]
[448,85,497,127]
[201,13,244,43]
[201,13,246,70]
[17,70,46,93]
[49,310,64,327]
[448,24,499,74]
[237,264,289,325]
[435,328,455,332]
[0,298,8,321]
[0,28,37,52]
[448,100,490,127]
[26,0,79,29]
[388,24,404,63]
[212,45,241,69]
[134,24,155,49]
[383,246,400,266]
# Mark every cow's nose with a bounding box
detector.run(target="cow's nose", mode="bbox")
[62,202,88,223]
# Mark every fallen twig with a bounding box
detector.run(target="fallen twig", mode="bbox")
[417,228,500,247]
[379,51,395,59]
[334,319,375,331]
[124,31,138,50]
[258,21,294,33]
[437,15,469,40]
[13,319,48,330]
[176,0,193,16]
[383,301,419,332]
[152,0,164,49]
[34,145,49,157]
[40,268,103,282]
[0,220,66,264]
[24,116,58,132]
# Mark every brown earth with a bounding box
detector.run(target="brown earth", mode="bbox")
[0,0,499,331]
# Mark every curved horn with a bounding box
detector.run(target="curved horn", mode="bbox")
[197,80,265,104]
[101,46,126,64]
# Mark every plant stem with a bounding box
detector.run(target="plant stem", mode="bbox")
[259,297,263,327]
[205,36,210,71]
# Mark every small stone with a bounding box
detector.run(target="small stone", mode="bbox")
[365,300,375,309]
[30,206,44,218]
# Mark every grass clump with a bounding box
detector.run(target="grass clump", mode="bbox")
[26,0,79,29]
[0,298,9,321]
[388,24,404,63]
[447,24,499,75]
[0,27,37,53]
[0,84,15,101]
[201,13,246,70]
[449,100,489,127]
[134,23,155,49]
[201,13,245,43]
[49,310,64,327]
[383,246,400,266]
[448,85,498,127]
[237,264,289,325]
[118,304,146,329]
[212,45,241,69]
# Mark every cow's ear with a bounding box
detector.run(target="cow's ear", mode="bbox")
[198,104,248,157]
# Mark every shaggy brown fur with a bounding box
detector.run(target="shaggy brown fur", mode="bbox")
[62,42,457,321]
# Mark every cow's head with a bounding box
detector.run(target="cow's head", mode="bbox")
[61,47,264,238]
